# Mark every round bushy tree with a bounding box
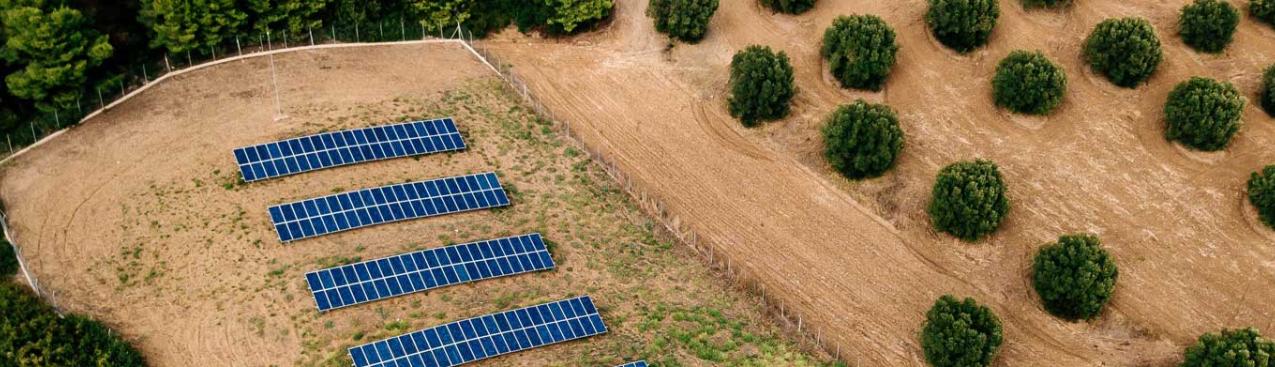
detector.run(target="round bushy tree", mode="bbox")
[648,0,719,43]
[1164,77,1245,151]
[928,160,1010,241]
[1083,18,1163,88]
[1262,65,1275,117]
[1022,0,1072,7]
[1032,234,1118,321]
[1250,165,1275,230]
[1182,328,1275,367]
[1179,0,1240,53]
[921,295,1003,367]
[925,0,1000,53]
[993,50,1068,115]
[760,0,815,14]
[821,15,899,91]
[728,45,796,126]
[822,100,905,179]
[1255,0,1275,26]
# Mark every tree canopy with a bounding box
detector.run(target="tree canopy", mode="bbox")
[1164,77,1244,152]
[648,0,719,43]
[928,160,1010,241]
[1181,328,1275,367]
[821,14,898,91]
[139,0,247,55]
[1032,234,1119,321]
[921,295,1003,367]
[1083,18,1163,88]
[760,0,816,14]
[1261,64,1275,117]
[993,50,1067,115]
[1255,0,1275,26]
[822,100,904,179]
[1250,165,1275,230]
[1178,0,1240,53]
[925,0,999,53]
[1,3,113,112]
[728,45,795,126]
[0,282,146,366]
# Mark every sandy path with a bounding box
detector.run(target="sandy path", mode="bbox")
[484,0,1275,365]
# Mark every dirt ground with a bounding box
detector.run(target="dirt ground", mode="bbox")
[477,0,1275,365]
[0,42,837,366]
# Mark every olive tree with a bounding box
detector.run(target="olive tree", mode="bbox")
[1250,165,1275,230]
[1262,64,1275,117]
[925,0,999,53]
[1178,0,1240,53]
[648,0,719,43]
[928,160,1010,241]
[921,295,1003,367]
[1083,18,1163,88]
[728,45,795,126]
[1181,328,1275,367]
[822,100,905,179]
[1022,0,1072,8]
[821,14,899,91]
[993,50,1067,115]
[1255,0,1275,26]
[760,0,816,14]
[1032,234,1119,321]
[1164,77,1244,151]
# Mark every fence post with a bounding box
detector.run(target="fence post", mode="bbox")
[355,23,360,42]
[186,50,192,66]
[379,20,384,40]
[164,54,172,72]
[236,36,242,56]
[142,64,149,82]
[283,30,288,48]
[266,30,272,50]
[332,23,337,41]
[97,87,103,108]
[309,26,314,45]
[400,17,405,41]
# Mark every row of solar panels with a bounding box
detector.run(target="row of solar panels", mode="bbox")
[238,119,643,366]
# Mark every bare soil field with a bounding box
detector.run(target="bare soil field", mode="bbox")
[480,0,1275,365]
[0,43,837,366]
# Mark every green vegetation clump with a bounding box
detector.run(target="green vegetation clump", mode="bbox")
[1022,0,1072,8]
[1181,328,1275,367]
[728,45,796,126]
[822,100,905,179]
[0,238,15,277]
[0,282,145,366]
[1032,234,1118,321]
[1178,0,1240,53]
[1262,65,1275,117]
[1255,0,1275,26]
[925,0,1000,53]
[993,50,1067,115]
[1,4,114,113]
[821,14,899,91]
[921,295,1003,367]
[1250,165,1275,230]
[648,0,719,43]
[1164,77,1244,151]
[1083,18,1163,88]
[760,0,816,14]
[928,160,1010,241]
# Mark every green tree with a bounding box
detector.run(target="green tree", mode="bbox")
[759,0,815,14]
[925,0,999,53]
[1083,18,1163,88]
[822,100,904,179]
[1181,328,1275,367]
[728,45,795,126]
[1255,0,1275,26]
[0,282,146,366]
[246,0,333,35]
[1261,64,1274,117]
[1250,165,1275,230]
[541,0,613,34]
[921,295,1003,367]
[821,14,898,91]
[928,160,1010,241]
[1032,234,1118,321]
[647,0,718,43]
[139,0,247,55]
[1164,77,1244,151]
[1022,0,1071,8]
[415,0,471,35]
[1178,0,1239,53]
[993,50,1067,115]
[1,4,113,112]
[0,238,16,277]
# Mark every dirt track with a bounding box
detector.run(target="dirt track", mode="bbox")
[483,0,1275,365]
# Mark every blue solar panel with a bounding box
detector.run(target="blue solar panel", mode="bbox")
[233,118,465,182]
[268,172,509,242]
[616,361,648,367]
[305,233,555,312]
[349,296,607,367]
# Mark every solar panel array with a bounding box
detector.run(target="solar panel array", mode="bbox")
[305,233,555,312]
[349,296,607,367]
[268,172,509,242]
[234,118,465,182]
[615,361,648,367]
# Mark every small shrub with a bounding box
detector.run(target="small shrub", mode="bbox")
[821,14,899,91]
[925,0,1000,53]
[648,0,719,43]
[1179,0,1240,53]
[1083,18,1163,88]
[921,295,1003,367]
[1255,0,1275,26]
[1022,0,1072,7]
[1181,328,1275,367]
[928,160,1010,241]
[1250,165,1275,230]
[0,238,15,277]
[822,100,905,179]
[759,0,816,14]
[1262,65,1275,117]
[993,50,1068,115]
[0,282,145,366]
[1164,77,1245,151]
[728,45,795,126]
[1032,234,1119,321]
